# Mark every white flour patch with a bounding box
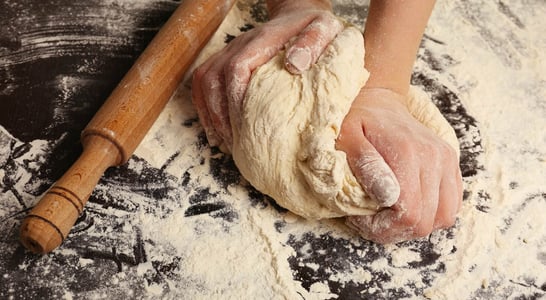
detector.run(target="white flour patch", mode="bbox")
[0,1,544,299]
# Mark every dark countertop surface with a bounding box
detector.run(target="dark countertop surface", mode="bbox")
[1,1,544,299]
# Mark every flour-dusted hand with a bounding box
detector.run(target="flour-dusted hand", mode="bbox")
[328,0,464,243]
[337,88,463,244]
[192,0,342,151]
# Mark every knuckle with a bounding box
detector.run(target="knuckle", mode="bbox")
[424,141,442,160]
[304,12,342,40]
[397,140,417,158]
[395,140,414,162]
[226,56,241,72]
[438,140,456,158]
[202,72,222,89]
[397,206,422,229]
[401,213,421,229]
[315,11,341,27]
[413,221,434,238]
[192,65,207,82]
[431,141,443,156]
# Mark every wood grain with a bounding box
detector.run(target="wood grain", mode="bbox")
[19,0,236,254]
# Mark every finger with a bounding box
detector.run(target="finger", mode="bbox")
[192,63,222,146]
[415,168,440,236]
[347,209,413,244]
[353,148,401,207]
[347,181,424,244]
[192,46,234,149]
[434,176,459,230]
[337,118,400,207]
[284,14,344,74]
[346,211,393,244]
[347,155,427,244]
[434,159,463,229]
[455,166,463,212]
[201,65,232,148]
[225,43,282,105]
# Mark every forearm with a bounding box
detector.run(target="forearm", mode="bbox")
[364,0,435,95]
[266,0,332,18]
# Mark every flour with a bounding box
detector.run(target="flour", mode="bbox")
[1,0,545,299]
[418,1,546,298]
[132,1,545,298]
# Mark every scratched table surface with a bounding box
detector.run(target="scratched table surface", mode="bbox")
[1,0,545,299]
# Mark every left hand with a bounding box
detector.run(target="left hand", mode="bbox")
[191,1,343,151]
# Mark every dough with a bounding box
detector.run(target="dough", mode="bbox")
[231,26,459,220]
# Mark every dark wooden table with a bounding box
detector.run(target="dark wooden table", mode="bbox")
[1,1,543,299]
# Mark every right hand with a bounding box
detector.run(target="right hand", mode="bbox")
[191,0,342,151]
[337,88,463,244]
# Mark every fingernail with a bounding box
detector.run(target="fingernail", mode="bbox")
[286,47,311,74]
[370,175,400,207]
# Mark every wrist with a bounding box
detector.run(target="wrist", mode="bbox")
[363,58,412,95]
[357,86,408,109]
[266,0,332,18]
[363,0,435,95]
[363,75,411,96]
[362,46,412,95]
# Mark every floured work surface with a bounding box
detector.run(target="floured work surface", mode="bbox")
[1,1,544,299]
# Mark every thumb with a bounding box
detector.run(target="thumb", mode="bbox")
[337,125,400,207]
[284,14,343,74]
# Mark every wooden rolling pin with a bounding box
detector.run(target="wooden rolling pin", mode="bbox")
[20,0,236,254]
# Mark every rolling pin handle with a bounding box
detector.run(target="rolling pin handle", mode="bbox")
[20,135,121,253]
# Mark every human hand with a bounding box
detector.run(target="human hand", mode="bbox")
[192,0,343,151]
[336,88,463,244]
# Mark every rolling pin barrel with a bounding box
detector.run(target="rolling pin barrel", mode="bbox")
[20,0,236,254]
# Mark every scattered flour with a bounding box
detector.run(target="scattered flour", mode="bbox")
[134,1,546,298]
[0,1,544,299]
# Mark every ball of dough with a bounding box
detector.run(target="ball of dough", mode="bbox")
[231,26,459,220]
